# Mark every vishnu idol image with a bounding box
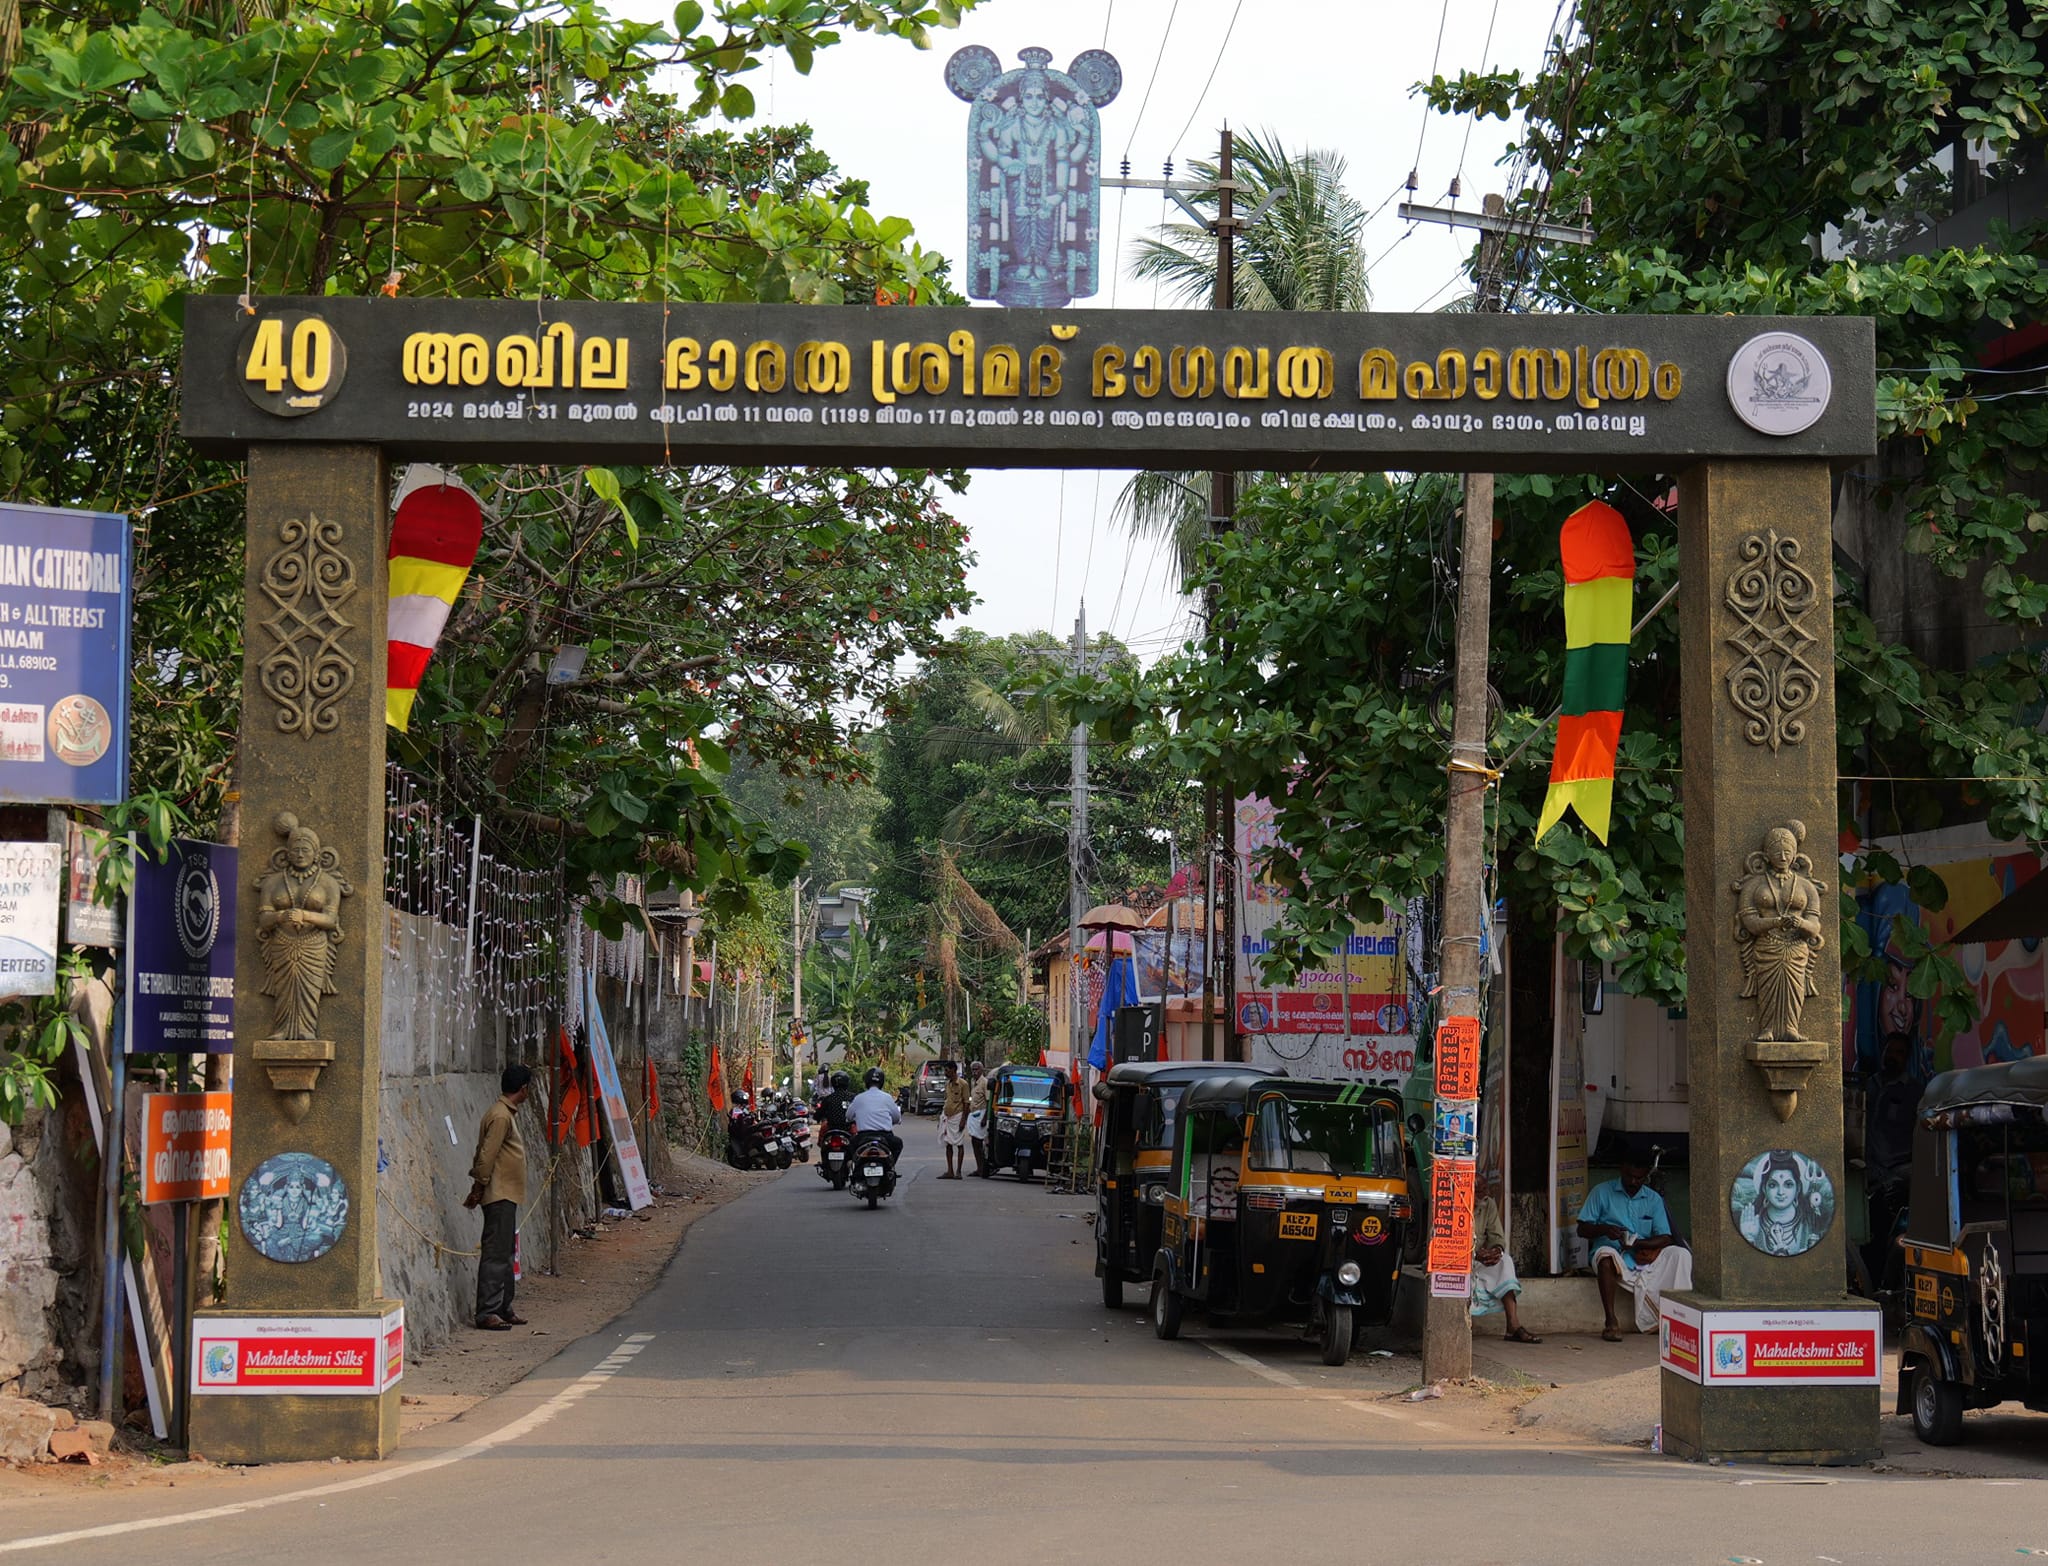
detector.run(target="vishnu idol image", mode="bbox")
[947,45,1122,308]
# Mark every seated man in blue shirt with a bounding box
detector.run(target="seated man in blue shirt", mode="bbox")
[1577,1155,1692,1340]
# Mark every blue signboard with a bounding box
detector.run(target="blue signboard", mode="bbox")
[0,503,131,806]
[126,838,235,1054]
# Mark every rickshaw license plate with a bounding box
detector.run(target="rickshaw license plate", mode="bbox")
[1278,1212,1318,1240]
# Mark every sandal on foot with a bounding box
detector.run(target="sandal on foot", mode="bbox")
[1601,1325,1624,1342]
[1506,1327,1543,1344]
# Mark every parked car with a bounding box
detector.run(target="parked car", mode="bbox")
[913,1059,951,1115]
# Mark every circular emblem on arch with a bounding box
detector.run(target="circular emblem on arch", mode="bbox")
[1067,49,1124,106]
[1730,1147,1835,1258]
[236,309,348,419]
[943,44,1003,102]
[1726,331,1831,437]
[239,1151,351,1263]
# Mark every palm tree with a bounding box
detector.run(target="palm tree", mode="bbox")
[1116,130,1373,579]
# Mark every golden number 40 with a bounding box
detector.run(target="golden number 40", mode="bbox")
[245,317,335,395]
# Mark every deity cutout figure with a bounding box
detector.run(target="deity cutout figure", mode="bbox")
[255,811,353,1041]
[946,44,1121,307]
[1731,1148,1834,1258]
[1732,820,1827,1042]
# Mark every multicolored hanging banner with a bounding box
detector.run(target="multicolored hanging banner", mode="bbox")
[386,465,484,731]
[1535,499,1634,844]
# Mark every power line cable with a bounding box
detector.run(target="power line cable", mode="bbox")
[1120,0,1184,163]
[1411,0,1456,181]
[1167,0,1245,158]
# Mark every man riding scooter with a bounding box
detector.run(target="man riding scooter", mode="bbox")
[848,1067,903,1158]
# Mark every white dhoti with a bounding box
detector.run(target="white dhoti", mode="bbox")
[940,1119,966,1148]
[1596,1245,1694,1332]
[1469,1255,1521,1318]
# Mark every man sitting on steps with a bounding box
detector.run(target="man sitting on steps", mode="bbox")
[1578,1154,1692,1340]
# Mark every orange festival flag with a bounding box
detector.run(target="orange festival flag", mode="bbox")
[707,1047,729,1113]
[1535,500,1636,843]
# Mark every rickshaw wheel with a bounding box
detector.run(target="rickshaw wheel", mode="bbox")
[1101,1272,1123,1310]
[1320,1304,1355,1366]
[1910,1364,1964,1446]
[1150,1280,1183,1340]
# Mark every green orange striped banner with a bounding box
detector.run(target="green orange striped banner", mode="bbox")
[1535,499,1634,843]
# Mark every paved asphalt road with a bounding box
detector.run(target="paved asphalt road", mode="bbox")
[4,1119,2043,1563]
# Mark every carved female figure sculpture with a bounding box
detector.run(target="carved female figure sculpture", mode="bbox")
[1732,820,1826,1042]
[255,811,353,1041]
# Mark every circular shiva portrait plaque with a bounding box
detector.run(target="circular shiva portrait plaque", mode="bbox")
[239,1151,351,1264]
[1730,1148,1836,1258]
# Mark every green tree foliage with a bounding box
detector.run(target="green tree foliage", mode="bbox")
[1082,8,2048,1023]
[0,0,982,923]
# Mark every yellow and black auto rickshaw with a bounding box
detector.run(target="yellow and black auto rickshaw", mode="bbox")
[1896,1055,2048,1445]
[1150,1072,1411,1365]
[1092,1061,1245,1309]
[984,1063,1070,1182]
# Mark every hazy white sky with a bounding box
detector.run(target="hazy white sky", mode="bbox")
[632,0,1564,658]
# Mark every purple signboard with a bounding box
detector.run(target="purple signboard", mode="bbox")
[0,503,131,806]
[126,838,235,1054]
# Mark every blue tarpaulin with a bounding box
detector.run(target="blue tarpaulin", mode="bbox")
[1088,954,1138,1071]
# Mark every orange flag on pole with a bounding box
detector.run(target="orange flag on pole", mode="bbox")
[707,1047,729,1113]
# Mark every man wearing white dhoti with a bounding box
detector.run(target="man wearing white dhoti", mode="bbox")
[1469,1195,1541,1343]
[1578,1156,1693,1339]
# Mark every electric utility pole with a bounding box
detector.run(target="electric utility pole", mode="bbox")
[1104,127,1278,1065]
[1420,192,1590,1384]
[790,875,808,1090]
[1067,604,1091,1073]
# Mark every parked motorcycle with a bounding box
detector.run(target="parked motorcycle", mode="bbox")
[725,1106,779,1170]
[817,1125,853,1190]
[847,1130,899,1209]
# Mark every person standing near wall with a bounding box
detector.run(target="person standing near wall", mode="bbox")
[467,1064,532,1330]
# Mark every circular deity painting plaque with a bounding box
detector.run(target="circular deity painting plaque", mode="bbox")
[239,1151,350,1264]
[1729,1148,1835,1258]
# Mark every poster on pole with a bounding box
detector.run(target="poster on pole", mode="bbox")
[1426,1157,1477,1276]
[126,838,236,1053]
[0,503,132,806]
[0,840,63,994]
[583,966,652,1210]
[64,821,122,946]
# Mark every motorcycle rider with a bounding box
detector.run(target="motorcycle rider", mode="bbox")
[848,1067,904,1159]
[816,1071,854,1133]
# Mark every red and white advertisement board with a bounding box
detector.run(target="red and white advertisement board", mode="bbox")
[1659,1300,1880,1387]
[193,1306,404,1397]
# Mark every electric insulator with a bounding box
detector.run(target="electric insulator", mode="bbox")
[1120,157,1131,177]
[1406,168,1419,192]
[1448,176,1463,199]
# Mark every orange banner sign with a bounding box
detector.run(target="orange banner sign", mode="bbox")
[1435,1015,1481,1099]
[1426,1157,1477,1276]
[141,1091,232,1205]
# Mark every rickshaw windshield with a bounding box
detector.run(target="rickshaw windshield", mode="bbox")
[1248,1095,1396,1177]
[1139,1086,1188,1151]
[998,1075,1059,1110]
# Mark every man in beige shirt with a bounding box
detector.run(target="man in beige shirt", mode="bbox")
[938,1060,970,1179]
[966,1061,990,1177]
[467,1064,532,1330]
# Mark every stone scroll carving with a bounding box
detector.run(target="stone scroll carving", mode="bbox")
[255,812,352,1042]
[258,513,359,737]
[1723,529,1821,751]
[1733,820,1831,1120]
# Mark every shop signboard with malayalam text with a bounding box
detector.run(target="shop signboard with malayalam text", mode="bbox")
[1234,794,1419,1091]
[141,1090,233,1205]
[193,1306,404,1396]
[1659,1301,1882,1387]
[0,504,131,806]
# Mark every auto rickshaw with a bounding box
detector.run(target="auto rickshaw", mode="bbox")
[985,1063,1070,1181]
[1150,1072,1411,1365]
[1092,1061,1245,1308]
[1896,1055,2048,1445]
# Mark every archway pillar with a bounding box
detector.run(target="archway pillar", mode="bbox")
[1661,458,1879,1464]
[190,443,402,1463]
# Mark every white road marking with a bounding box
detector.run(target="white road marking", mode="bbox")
[0,1337,655,1554]
[1204,1343,1304,1388]
[1342,1400,1404,1421]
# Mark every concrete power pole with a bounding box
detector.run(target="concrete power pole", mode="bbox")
[1417,191,1589,1383]
[1067,605,1090,1074]
[1202,124,1241,1063]
[790,875,808,1090]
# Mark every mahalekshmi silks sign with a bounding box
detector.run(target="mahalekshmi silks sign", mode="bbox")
[180,298,1876,472]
